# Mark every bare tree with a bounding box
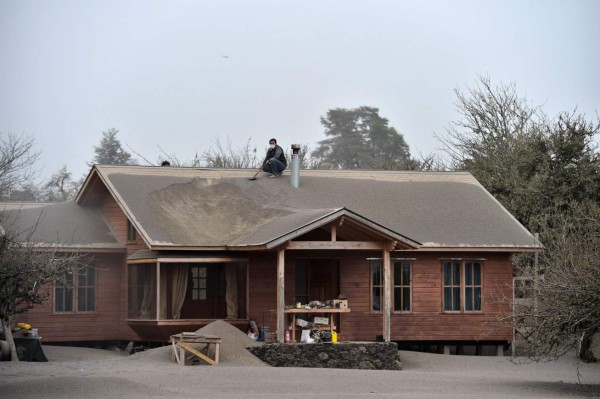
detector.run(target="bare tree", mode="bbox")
[201,137,258,168]
[42,165,79,201]
[510,203,600,362]
[0,133,40,200]
[441,75,600,363]
[0,222,85,361]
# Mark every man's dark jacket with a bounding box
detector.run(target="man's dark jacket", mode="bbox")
[263,145,287,166]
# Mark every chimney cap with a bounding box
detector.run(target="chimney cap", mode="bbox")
[291,144,301,154]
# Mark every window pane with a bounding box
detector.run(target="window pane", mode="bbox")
[191,267,198,277]
[56,287,64,311]
[453,287,460,311]
[199,290,207,300]
[403,263,410,285]
[372,287,381,311]
[394,287,401,310]
[87,268,95,285]
[372,262,381,286]
[79,267,86,286]
[65,287,73,312]
[199,279,206,289]
[394,263,401,286]
[465,287,473,311]
[444,287,452,311]
[443,263,451,285]
[198,268,207,278]
[474,287,482,311]
[452,263,460,285]
[192,290,198,300]
[403,287,410,311]
[474,263,481,285]
[87,288,95,311]
[66,272,73,285]
[465,262,472,285]
[78,287,85,311]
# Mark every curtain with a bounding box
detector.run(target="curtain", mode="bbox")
[159,267,168,319]
[139,267,155,318]
[225,263,239,319]
[171,264,189,319]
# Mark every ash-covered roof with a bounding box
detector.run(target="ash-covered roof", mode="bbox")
[79,165,540,250]
[0,201,123,250]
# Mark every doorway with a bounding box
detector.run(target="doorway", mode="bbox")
[294,259,340,304]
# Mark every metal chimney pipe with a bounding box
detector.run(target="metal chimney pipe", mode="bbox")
[290,144,301,188]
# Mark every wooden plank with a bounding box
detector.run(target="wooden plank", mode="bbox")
[286,241,384,250]
[178,342,216,366]
[383,248,391,342]
[277,248,285,343]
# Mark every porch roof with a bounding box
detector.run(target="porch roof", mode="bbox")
[77,165,540,251]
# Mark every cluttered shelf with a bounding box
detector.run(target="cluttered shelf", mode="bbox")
[284,304,351,343]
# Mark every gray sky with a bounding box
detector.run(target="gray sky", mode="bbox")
[1,0,598,181]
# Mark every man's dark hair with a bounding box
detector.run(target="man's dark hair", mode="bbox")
[269,138,277,144]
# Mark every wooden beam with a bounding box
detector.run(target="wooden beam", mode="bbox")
[383,248,391,342]
[286,241,384,250]
[331,224,337,242]
[156,262,161,321]
[277,247,285,343]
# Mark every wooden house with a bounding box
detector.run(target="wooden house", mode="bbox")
[4,164,541,347]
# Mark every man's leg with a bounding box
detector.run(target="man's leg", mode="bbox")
[269,158,285,175]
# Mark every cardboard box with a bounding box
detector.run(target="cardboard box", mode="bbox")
[296,318,309,327]
[265,332,277,343]
[333,299,348,310]
[313,316,329,325]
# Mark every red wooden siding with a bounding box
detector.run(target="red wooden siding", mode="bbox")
[18,253,140,342]
[246,250,513,342]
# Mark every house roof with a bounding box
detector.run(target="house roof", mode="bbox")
[76,165,540,251]
[0,201,124,251]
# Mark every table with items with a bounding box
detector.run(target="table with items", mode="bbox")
[285,307,351,343]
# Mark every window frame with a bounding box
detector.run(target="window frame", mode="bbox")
[392,260,412,313]
[127,219,137,243]
[370,258,414,314]
[369,259,383,314]
[54,265,96,314]
[441,259,484,314]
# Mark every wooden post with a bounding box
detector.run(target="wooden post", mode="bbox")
[383,247,391,342]
[331,223,337,242]
[277,247,285,343]
[156,261,161,320]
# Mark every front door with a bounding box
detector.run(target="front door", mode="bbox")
[295,259,340,304]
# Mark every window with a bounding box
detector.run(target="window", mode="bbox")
[393,260,411,312]
[191,266,207,300]
[127,220,137,242]
[370,259,412,313]
[370,260,382,312]
[442,260,482,312]
[55,265,95,313]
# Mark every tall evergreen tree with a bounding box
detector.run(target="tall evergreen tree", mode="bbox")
[89,128,134,166]
[311,106,411,169]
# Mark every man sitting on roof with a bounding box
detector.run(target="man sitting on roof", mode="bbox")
[260,138,287,178]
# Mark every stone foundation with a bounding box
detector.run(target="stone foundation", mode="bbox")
[248,342,401,370]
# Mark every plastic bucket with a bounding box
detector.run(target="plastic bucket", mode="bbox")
[259,326,269,340]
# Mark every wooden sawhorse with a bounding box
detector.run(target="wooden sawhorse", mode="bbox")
[170,333,221,366]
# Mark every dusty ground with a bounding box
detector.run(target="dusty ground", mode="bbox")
[1,345,599,398]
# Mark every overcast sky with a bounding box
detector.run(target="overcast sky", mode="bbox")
[1,0,598,181]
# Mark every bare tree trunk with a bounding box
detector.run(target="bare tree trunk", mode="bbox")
[1,316,19,362]
[578,328,598,363]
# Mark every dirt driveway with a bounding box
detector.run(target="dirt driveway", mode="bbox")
[0,346,599,398]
